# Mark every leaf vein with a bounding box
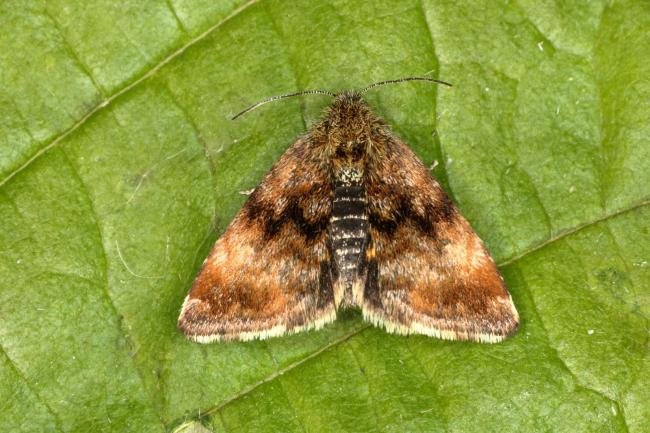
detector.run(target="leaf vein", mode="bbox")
[59,149,166,431]
[196,325,371,423]
[268,344,309,433]
[164,0,189,35]
[515,224,634,431]
[498,199,649,267]
[0,346,64,432]
[403,343,449,431]
[159,80,219,205]
[263,4,309,131]
[0,0,261,188]
[347,343,382,433]
[40,4,104,97]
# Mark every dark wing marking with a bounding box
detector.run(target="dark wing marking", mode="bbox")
[178,136,335,342]
[363,136,518,343]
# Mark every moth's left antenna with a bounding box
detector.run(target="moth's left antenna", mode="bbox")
[232,89,335,120]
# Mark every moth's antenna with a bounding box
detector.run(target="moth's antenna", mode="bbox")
[360,77,452,93]
[232,89,335,120]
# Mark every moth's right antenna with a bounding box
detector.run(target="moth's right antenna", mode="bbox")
[360,77,452,93]
[232,89,335,120]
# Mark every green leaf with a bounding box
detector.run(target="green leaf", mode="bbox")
[1,1,648,432]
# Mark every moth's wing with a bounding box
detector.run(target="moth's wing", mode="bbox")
[363,136,518,343]
[178,136,336,342]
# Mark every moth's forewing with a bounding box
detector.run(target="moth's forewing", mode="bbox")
[178,137,336,342]
[362,134,518,343]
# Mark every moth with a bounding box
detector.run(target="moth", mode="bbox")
[178,78,519,344]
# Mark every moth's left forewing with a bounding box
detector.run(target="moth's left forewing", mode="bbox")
[363,134,519,343]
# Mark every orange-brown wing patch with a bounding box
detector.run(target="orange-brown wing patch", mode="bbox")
[178,136,335,342]
[363,136,518,343]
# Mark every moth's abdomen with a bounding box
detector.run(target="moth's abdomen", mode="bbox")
[329,179,369,307]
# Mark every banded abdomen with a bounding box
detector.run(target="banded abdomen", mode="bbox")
[329,176,369,308]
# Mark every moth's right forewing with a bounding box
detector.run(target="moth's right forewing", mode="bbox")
[178,136,336,342]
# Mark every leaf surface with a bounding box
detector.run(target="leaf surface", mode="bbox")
[0,1,648,432]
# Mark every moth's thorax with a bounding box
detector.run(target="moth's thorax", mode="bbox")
[331,140,367,183]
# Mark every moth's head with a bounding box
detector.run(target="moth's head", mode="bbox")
[321,92,382,172]
[324,91,375,136]
[330,91,366,111]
